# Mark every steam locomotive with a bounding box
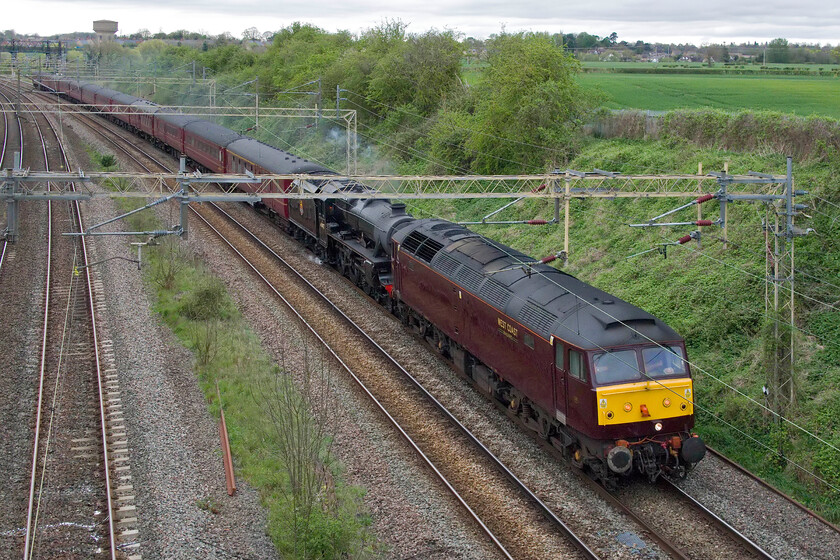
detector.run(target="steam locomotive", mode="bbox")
[35,74,706,485]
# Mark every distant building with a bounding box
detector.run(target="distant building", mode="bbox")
[93,20,118,43]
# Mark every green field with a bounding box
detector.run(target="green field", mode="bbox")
[580,61,837,72]
[578,73,840,117]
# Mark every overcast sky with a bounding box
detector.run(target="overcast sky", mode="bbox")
[7,1,840,45]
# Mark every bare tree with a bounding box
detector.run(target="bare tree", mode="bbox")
[254,335,338,556]
[242,27,261,42]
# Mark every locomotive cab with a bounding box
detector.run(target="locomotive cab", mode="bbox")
[579,343,706,481]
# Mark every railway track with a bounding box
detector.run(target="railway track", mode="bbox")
[193,199,605,559]
[705,446,840,534]
[0,85,24,276]
[53,93,597,559]
[35,83,840,558]
[0,82,136,560]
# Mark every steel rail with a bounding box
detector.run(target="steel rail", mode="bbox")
[196,202,600,559]
[21,86,54,560]
[46,87,119,560]
[190,207,517,559]
[660,478,775,559]
[68,100,595,558]
[0,84,8,165]
[0,85,24,278]
[707,446,840,534]
[15,84,117,560]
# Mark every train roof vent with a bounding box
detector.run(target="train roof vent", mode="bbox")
[605,318,655,330]
[456,266,485,293]
[402,230,427,254]
[391,203,407,217]
[480,279,512,309]
[520,302,557,335]
[431,222,453,231]
[433,252,460,278]
[443,227,471,238]
[416,238,444,262]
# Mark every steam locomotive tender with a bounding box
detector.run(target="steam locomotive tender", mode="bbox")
[35,75,706,485]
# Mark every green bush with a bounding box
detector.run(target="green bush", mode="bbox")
[179,277,232,320]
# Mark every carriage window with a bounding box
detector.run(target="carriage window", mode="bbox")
[554,344,564,370]
[524,333,534,349]
[569,350,586,382]
[592,350,641,385]
[643,346,687,377]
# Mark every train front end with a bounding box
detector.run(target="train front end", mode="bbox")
[588,343,706,481]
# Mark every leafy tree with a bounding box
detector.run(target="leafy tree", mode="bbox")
[137,39,168,61]
[454,32,591,173]
[367,30,462,114]
[576,32,599,49]
[767,38,790,63]
[200,44,256,73]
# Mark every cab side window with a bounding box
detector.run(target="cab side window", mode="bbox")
[554,344,564,370]
[569,350,586,382]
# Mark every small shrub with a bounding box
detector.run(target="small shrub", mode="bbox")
[180,277,231,320]
[191,319,221,367]
[98,153,118,169]
[151,238,186,290]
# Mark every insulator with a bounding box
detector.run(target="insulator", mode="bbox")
[527,219,548,225]
[696,194,715,204]
[677,235,692,244]
[531,183,547,193]
[695,220,713,226]
[540,254,558,264]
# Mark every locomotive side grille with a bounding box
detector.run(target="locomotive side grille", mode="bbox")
[433,253,461,278]
[416,239,444,262]
[480,279,511,309]
[457,267,485,293]
[402,231,427,254]
[520,302,557,335]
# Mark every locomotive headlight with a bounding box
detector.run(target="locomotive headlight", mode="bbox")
[606,411,615,420]
[623,402,632,412]
[662,398,671,408]
[654,422,663,431]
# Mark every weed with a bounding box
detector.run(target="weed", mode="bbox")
[195,496,221,514]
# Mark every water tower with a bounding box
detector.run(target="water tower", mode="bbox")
[93,20,118,43]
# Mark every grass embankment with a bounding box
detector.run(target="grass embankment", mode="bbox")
[405,139,840,521]
[89,150,375,558]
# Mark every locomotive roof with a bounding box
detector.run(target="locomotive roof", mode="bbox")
[184,120,242,147]
[226,137,329,174]
[395,219,681,350]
